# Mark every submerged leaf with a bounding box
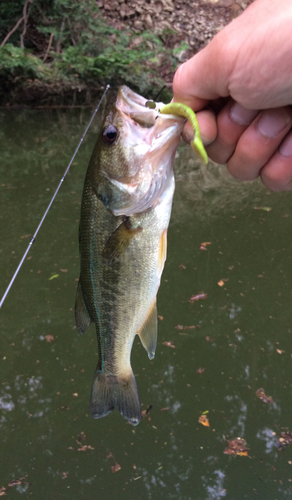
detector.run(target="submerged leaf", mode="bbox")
[175,324,200,330]
[256,388,273,404]
[189,293,207,302]
[253,206,272,211]
[162,341,176,348]
[224,437,248,457]
[45,335,54,343]
[199,242,211,250]
[278,431,292,450]
[142,405,153,418]
[111,463,121,473]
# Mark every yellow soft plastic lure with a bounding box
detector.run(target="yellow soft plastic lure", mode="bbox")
[160,103,208,165]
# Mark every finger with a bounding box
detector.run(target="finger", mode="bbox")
[182,109,217,147]
[261,131,292,191]
[227,107,292,181]
[172,29,238,109]
[172,62,209,111]
[206,101,259,164]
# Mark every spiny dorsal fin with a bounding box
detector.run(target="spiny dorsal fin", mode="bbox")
[75,280,92,335]
[137,300,157,360]
[102,218,142,263]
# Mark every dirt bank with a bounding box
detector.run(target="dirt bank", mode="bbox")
[99,0,252,84]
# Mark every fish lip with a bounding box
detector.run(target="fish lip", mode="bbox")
[118,86,148,109]
[116,85,185,127]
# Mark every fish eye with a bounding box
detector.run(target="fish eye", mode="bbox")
[102,125,118,145]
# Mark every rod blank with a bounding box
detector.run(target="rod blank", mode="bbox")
[0,84,110,309]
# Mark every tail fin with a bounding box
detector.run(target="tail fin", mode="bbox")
[90,370,141,426]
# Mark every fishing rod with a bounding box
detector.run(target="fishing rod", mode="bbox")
[0,84,110,310]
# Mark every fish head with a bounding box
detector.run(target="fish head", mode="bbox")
[93,86,185,216]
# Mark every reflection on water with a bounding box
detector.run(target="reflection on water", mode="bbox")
[1,109,292,498]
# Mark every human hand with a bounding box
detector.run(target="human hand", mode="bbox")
[172,0,292,191]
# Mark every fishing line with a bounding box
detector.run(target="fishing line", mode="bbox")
[0,84,110,310]
[153,85,166,101]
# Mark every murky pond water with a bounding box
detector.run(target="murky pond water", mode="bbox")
[1,108,292,499]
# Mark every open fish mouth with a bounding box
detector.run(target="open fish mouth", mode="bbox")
[106,86,185,216]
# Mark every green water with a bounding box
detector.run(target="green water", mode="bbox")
[1,108,292,499]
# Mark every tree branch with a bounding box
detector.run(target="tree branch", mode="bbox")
[0,0,33,49]
[20,0,34,48]
[0,16,24,49]
[43,33,54,62]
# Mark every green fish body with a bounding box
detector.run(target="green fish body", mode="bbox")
[75,86,185,425]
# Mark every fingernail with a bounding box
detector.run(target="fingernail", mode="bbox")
[257,109,290,138]
[279,133,292,157]
[230,103,258,125]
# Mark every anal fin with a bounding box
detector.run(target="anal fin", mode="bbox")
[75,280,92,335]
[137,300,157,360]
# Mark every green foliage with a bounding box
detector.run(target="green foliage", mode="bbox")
[0,44,49,80]
[0,0,174,103]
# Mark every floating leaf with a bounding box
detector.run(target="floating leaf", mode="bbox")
[49,274,59,280]
[45,334,54,343]
[199,414,210,427]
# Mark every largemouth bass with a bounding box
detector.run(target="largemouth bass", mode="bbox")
[75,86,194,426]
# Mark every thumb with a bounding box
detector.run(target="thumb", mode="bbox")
[172,41,232,111]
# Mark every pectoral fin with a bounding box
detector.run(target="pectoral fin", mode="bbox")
[75,280,92,335]
[137,300,157,360]
[102,218,142,263]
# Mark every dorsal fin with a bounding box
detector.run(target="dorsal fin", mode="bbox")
[137,300,157,360]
